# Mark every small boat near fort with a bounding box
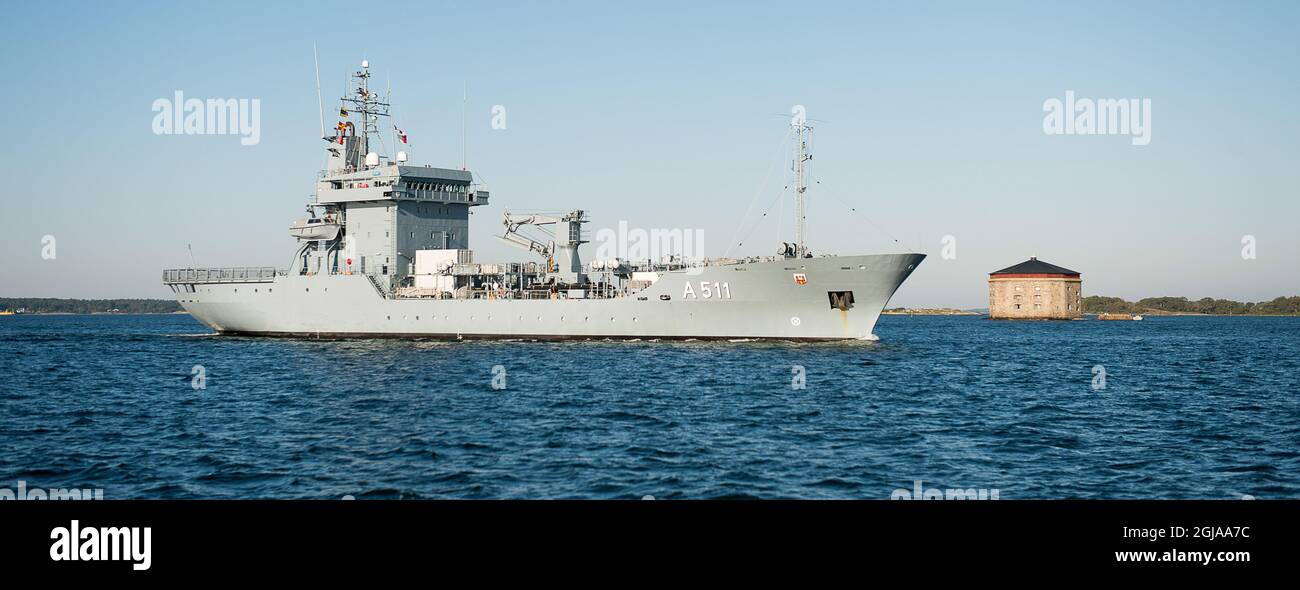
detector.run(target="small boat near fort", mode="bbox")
[1097,313,1143,321]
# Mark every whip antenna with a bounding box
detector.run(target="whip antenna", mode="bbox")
[313,43,325,139]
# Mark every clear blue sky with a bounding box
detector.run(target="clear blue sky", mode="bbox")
[2,0,1296,307]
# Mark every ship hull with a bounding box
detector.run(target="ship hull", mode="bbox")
[172,253,924,341]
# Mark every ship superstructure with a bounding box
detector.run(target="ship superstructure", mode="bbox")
[163,61,924,340]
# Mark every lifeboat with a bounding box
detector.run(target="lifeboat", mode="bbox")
[290,216,342,241]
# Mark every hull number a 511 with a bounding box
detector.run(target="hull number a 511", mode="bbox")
[683,281,732,300]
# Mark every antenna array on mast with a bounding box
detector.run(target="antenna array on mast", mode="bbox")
[340,60,391,164]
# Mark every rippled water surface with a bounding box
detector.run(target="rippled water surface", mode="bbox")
[1,314,1297,499]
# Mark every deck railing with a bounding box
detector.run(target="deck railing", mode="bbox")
[162,267,283,284]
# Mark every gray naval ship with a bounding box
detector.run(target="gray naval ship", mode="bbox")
[163,60,924,340]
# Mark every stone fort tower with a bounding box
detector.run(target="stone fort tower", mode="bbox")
[988,257,1082,319]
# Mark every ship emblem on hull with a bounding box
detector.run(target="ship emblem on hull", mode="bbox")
[793,273,808,285]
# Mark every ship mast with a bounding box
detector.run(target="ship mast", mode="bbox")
[339,60,390,168]
[792,117,812,258]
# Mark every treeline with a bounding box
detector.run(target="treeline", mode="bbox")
[0,298,182,314]
[1083,296,1300,316]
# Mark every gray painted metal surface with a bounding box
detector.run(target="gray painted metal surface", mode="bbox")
[163,60,926,341]
[168,254,923,340]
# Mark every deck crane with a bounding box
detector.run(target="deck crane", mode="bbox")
[498,210,589,285]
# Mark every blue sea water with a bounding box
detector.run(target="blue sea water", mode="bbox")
[0,313,1296,499]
